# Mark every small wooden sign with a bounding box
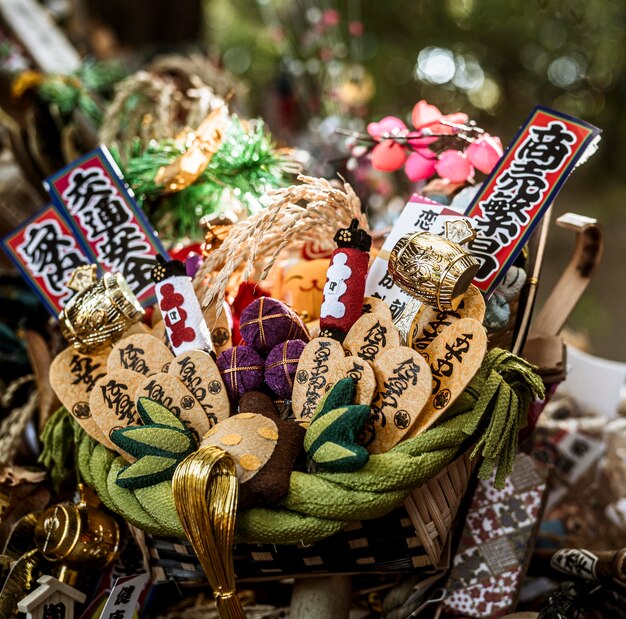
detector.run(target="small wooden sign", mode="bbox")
[333,356,377,406]
[411,318,487,437]
[292,338,345,419]
[343,313,400,363]
[168,350,230,427]
[134,373,212,439]
[361,296,393,322]
[50,347,111,444]
[410,284,485,351]
[108,333,174,376]
[365,347,432,454]
[203,302,233,355]
[89,369,145,457]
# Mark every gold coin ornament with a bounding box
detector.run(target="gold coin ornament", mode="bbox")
[410,284,486,352]
[59,268,144,354]
[89,369,146,457]
[107,333,174,376]
[50,347,111,443]
[343,312,400,363]
[361,296,393,322]
[134,373,211,439]
[411,317,488,437]
[292,338,346,419]
[168,350,230,427]
[365,347,432,454]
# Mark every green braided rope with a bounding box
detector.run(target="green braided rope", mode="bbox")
[49,348,544,544]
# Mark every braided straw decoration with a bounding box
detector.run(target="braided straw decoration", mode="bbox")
[173,446,245,619]
[195,175,366,314]
[99,70,225,161]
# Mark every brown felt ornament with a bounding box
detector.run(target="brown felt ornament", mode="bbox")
[201,392,304,508]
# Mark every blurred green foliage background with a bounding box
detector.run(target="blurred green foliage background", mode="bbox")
[205,0,626,360]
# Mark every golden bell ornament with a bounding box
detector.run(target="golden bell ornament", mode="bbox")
[34,499,120,570]
[59,267,144,354]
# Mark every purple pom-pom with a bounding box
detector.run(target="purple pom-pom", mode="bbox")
[265,339,307,398]
[239,297,309,355]
[216,345,265,402]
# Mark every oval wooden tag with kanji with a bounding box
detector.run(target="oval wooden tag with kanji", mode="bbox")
[168,350,230,428]
[411,317,487,437]
[50,347,111,443]
[134,372,211,439]
[343,313,400,363]
[361,296,393,322]
[292,337,345,419]
[365,347,432,454]
[89,369,145,458]
[332,356,377,406]
[203,301,233,355]
[410,285,486,352]
[107,333,174,376]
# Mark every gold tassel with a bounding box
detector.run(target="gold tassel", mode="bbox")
[172,446,245,619]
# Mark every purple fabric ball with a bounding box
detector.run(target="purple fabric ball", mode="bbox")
[216,345,265,402]
[239,297,309,354]
[264,339,307,399]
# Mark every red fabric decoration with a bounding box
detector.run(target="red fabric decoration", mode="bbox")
[319,219,372,340]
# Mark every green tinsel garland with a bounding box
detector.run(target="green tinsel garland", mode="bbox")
[37,60,128,126]
[122,116,296,239]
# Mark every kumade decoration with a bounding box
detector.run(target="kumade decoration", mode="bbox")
[216,345,265,402]
[319,218,372,341]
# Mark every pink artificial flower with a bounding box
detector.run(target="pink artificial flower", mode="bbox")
[322,9,340,26]
[371,140,407,172]
[435,150,474,183]
[404,149,437,182]
[349,21,364,36]
[466,133,504,174]
[366,116,407,140]
[411,100,469,135]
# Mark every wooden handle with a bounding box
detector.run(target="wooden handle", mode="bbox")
[530,213,604,337]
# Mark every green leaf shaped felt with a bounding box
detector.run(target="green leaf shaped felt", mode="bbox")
[110,397,198,489]
[304,378,371,473]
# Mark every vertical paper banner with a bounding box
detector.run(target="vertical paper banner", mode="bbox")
[1,204,91,315]
[465,106,600,296]
[45,146,169,306]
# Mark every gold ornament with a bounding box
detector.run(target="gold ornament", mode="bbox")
[59,271,144,354]
[155,103,230,194]
[34,499,120,569]
[388,219,479,346]
[172,446,245,619]
[388,224,479,313]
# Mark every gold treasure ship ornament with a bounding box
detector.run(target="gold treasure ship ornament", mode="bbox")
[388,219,480,344]
[59,265,144,354]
